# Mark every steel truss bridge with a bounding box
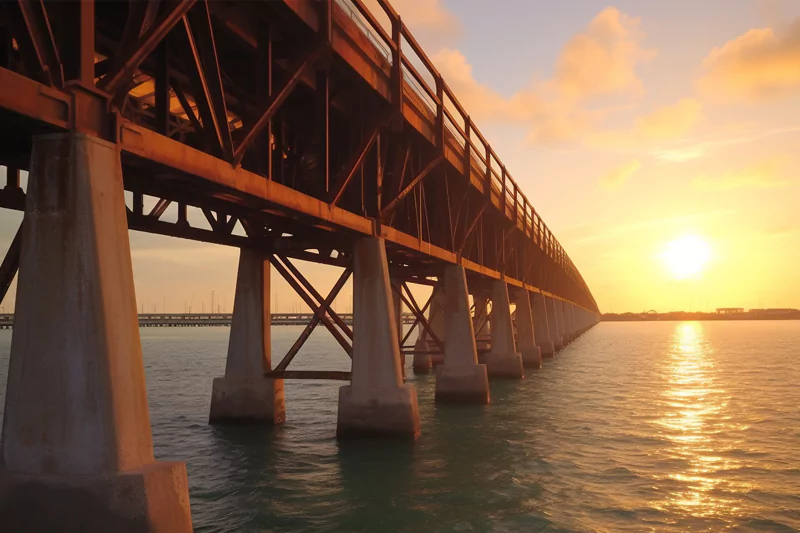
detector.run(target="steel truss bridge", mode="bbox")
[0,1,599,528]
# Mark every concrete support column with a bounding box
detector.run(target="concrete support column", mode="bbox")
[337,237,420,439]
[484,280,524,379]
[391,276,405,378]
[434,265,490,404]
[473,295,491,357]
[412,324,432,374]
[514,290,541,369]
[531,292,555,358]
[0,133,192,531]
[209,250,285,424]
[556,299,569,346]
[412,283,444,374]
[546,296,563,352]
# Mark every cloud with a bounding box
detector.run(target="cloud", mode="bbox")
[651,148,705,162]
[635,99,703,140]
[600,159,641,189]
[698,18,800,102]
[434,7,662,148]
[552,7,655,102]
[590,98,704,149]
[692,156,795,189]
[363,0,461,49]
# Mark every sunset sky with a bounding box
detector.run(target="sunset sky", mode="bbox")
[1,0,799,313]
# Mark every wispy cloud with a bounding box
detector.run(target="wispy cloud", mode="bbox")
[692,156,796,189]
[698,17,800,102]
[600,159,641,189]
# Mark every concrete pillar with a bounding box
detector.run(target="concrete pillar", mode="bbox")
[514,290,541,369]
[555,299,568,346]
[567,303,577,341]
[337,237,420,439]
[531,292,555,358]
[473,295,491,357]
[209,250,285,424]
[546,296,563,351]
[484,280,524,379]
[412,283,444,374]
[0,133,192,531]
[391,276,406,378]
[435,265,490,404]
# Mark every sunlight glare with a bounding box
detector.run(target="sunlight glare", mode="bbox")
[662,235,711,280]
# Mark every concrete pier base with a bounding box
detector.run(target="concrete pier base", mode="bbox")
[337,385,420,438]
[514,290,542,369]
[412,335,433,374]
[0,463,192,533]
[545,295,563,352]
[209,377,285,424]
[531,292,554,358]
[0,133,191,532]
[337,237,420,439]
[521,346,543,368]
[538,340,556,358]
[486,280,524,379]
[434,265,490,404]
[435,364,490,403]
[484,352,525,379]
[209,250,284,424]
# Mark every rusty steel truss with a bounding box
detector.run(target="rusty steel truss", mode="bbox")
[0,0,599,362]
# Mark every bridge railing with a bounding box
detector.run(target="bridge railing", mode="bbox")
[334,0,592,298]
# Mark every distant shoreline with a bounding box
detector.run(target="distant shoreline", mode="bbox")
[602,311,800,322]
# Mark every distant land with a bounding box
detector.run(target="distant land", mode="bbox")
[603,308,800,321]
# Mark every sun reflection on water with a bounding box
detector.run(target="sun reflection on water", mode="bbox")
[653,322,753,522]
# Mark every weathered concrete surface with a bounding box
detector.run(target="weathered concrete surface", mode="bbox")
[209,250,284,424]
[337,385,420,438]
[484,280,524,379]
[209,378,285,424]
[412,332,433,374]
[545,295,563,352]
[434,265,490,404]
[473,295,492,356]
[337,237,420,439]
[390,276,406,378]
[0,462,192,533]
[0,133,191,531]
[514,290,542,369]
[531,292,555,358]
[558,299,572,345]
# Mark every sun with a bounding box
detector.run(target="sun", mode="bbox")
[661,235,711,280]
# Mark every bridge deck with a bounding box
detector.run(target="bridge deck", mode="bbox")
[0,0,597,312]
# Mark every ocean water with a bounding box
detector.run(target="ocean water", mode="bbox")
[1,321,799,532]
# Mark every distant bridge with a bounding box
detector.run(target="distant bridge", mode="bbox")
[0,0,599,529]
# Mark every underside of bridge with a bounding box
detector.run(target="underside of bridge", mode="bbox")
[0,0,599,530]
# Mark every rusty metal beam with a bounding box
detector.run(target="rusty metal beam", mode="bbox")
[393,281,443,350]
[380,155,442,218]
[329,119,382,206]
[100,0,197,96]
[264,370,350,381]
[147,198,171,219]
[274,266,351,371]
[458,201,487,256]
[0,224,22,305]
[5,0,63,88]
[270,255,353,357]
[171,82,203,135]
[188,1,233,160]
[279,255,353,339]
[233,43,323,167]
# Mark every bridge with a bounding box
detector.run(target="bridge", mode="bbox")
[0,0,599,530]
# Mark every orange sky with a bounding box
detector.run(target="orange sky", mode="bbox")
[1,0,799,314]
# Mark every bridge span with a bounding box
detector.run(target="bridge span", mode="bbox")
[0,0,599,529]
